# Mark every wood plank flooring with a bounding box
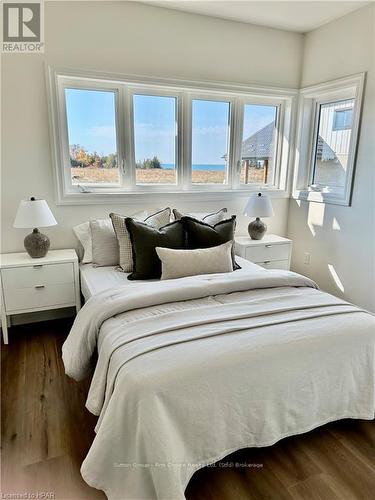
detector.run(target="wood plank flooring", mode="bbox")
[1,319,374,500]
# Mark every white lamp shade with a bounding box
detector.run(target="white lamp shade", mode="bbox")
[243,193,274,218]
[13,199,57,228]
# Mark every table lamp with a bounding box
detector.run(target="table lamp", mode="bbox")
[243,192,274,240]
[13,197,57,258]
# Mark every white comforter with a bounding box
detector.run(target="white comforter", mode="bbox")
[62,267,375,500]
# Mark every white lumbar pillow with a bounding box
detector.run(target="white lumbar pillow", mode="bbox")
[156,241,234,280]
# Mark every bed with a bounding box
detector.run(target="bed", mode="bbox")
[64,261,375,500]
[80,263,141,301]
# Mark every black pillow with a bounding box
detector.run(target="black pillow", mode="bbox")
[182,216,240,270]
[126,219,185,280]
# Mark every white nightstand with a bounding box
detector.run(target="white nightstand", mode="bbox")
[0,249,80,344]
[235,234,292,270]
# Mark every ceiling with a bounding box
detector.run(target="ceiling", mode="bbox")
[142,1,370,33]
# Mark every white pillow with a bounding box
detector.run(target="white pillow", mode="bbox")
[73,221,92,263]
[73,209,169,267]
[173,208,227,226]
[74,218,119,265]
[89,211,150,267]
[156,241,233,280]
[90,218,119,267]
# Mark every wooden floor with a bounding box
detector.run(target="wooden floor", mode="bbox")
[1,320,374,500]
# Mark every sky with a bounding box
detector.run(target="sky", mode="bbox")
[65,88,276,165]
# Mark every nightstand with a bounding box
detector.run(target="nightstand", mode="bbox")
[0,249,80,344]
[235,234,292,271]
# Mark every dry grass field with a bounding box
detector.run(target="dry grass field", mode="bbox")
[71,166,266,185]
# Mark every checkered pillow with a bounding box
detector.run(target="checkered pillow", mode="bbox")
[110,208,171,272]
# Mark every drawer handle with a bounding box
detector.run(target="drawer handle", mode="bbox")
[263,260,271,264]
[33,264,43,268]
[35,285,45,289]
[265,245,272,248]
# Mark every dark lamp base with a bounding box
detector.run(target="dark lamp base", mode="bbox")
[248,218,267,240]
[24,228,50,258]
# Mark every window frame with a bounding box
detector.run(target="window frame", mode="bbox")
[188,92,234,190]
[292,73,365,206]
[59,79,126,192]
[46,66,297,205]
[237,99,282,189]
[128,86,183,191]
[309,98,355,190]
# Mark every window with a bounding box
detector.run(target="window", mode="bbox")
[133,94,177,185]
[312,99,354,189]
[240,104,278,185]
[65,88,120,185]
[48,68,295,203]
[293,74,365,206]
[191,99,231,185]
[332,106,353,131]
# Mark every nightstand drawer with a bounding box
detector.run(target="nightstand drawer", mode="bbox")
[258,260,289,270]
[1,263,74,289]
[4,283,76,312]
[245,243,290,263]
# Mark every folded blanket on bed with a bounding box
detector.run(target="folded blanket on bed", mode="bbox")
[62,268,375,500]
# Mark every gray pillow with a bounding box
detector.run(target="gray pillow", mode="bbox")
[173,208,227,226]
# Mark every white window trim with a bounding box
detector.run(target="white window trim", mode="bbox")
[292,73,365,206]
[186,92,234,191]
[127,87,183,191]
[46,65,297,205]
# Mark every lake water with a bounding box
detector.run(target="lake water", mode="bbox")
[162,163,225,171]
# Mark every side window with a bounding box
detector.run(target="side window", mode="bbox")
[311,99,355,190]
[293,73,364,206]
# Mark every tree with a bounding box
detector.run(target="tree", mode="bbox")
[136,156,162,169]
[103,153,117,169]
[86,151,102,168]
[70,144,90,168]
[69,144,118,169]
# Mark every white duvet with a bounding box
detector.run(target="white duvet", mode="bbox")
[62,267,375,500]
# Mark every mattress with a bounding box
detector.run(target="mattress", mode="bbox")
[80,257,258,301]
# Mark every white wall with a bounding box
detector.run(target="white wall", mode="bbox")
[1,1,303,253]
[287,4,375,312]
